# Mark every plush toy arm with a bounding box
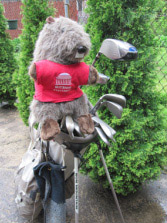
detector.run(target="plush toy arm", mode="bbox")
[88,65,100,85]
[29,62,37,80]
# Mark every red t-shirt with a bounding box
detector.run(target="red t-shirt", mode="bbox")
[34,60,90,103]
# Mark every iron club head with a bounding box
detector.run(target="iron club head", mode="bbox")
[95,126,111,146]
[100,101,123,119]
[74,121,86,137]
[66,116,75,139]
[90,94,126,116]
[101,94,126,108]
[92,116,116,142]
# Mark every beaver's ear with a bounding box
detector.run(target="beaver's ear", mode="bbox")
[46,16,55,24]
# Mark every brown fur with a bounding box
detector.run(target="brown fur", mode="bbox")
[88,65,99,84]
[29,63,37,80]
[41,119,60,141]
[77,114,95,134]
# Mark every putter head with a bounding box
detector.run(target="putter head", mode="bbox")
[99,39,138,61]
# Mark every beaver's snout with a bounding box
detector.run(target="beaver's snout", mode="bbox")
[77,46,87,54]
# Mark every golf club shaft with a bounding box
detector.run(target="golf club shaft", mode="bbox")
[74,156,79,223]
[98,145,126,223]
[92,52,101,66]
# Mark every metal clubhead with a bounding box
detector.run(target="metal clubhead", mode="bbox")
[99,39,138,61]
[96,73,110,84]
[95,127,110,146]
[101,94,126,108]
[90,94,126,116]
[66,116,75,139]
[101,101,123,119]
[74,122,85,137]
[92,116,116,142]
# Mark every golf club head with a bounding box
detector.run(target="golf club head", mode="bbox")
[92,116,116,142]
[96,73,110,84]
[74,121,85,137]
[101,94,126,108]
[99,39,138,61]
[101,101,123,119]
[66,116,75,139]
[95,127,110,146]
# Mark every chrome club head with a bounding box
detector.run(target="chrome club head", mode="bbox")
[95,127,110,146]
[101,101,123,119]
[101,94,126,108]
[74,122,81,135]
[74,121,85,137]
[66,116,75,139]
[99,39,138,61]
[92,116,116,142]
[90,94,126,116]
[96,73,110,84]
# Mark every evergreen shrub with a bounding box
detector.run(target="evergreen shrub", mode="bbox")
[0,3,17,105]
[12,37,21,60]
[81,0,167,195]
[13,0,54,125]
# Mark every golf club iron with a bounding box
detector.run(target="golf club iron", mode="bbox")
[66,116,75,139]
[90,94,126,116]
[74,121,85,137]
[100,101,123,119]
[95,126,111,146]
[101,94,126,108]
[92,116,116,142]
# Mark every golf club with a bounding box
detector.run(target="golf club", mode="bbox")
[100,101,123,119]
[92,38,138,66]
[99,39,138,61]
[101,94,126,108]
[95,126,110,146]
[90,94,126,116]
[92,116,116,142]
[66,116,75,139]
[74,121,85,137]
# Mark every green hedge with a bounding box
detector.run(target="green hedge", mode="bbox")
[13,0,54,125]
[0,3,16,105]
[81,0,167,195]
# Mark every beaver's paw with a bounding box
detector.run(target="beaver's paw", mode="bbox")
[41,119,60,141]
[77,114,95,134]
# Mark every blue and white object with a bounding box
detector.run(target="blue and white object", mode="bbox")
[99,39,138,61]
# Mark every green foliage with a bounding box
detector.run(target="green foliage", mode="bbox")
[13,0,55,125]
[154,35,167,48]
[0,3,17,105]
[12,37,21,61]
[81,0,167,195]
[153,0,167,36]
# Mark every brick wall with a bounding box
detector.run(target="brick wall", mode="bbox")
[3,1,22,39]
[1,0,78,40]
[51,0,78,21]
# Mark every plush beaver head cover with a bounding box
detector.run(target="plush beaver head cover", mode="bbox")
[33,16,91,65]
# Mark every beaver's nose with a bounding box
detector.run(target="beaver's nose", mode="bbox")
[77,46,87,54]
